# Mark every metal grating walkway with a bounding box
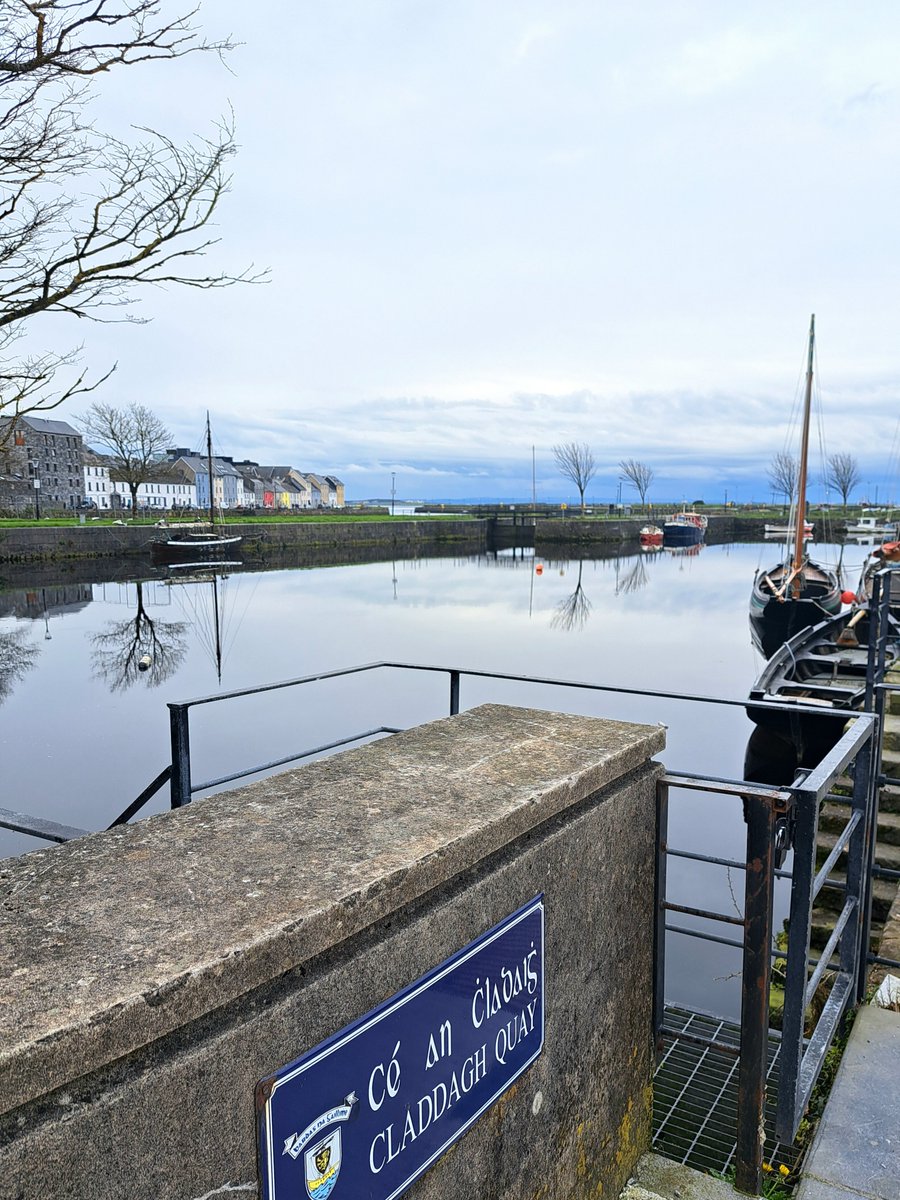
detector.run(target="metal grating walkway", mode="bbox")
[653,1006,801,1179]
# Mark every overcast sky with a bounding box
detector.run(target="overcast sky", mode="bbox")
[49,2,900,503]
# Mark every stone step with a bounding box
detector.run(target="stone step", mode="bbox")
[879,783,900,813]
[884,713,900,753]
[810,908,881,952]
[815,830,900,871]
[818,802,900,843]
[815,871,896,922]
[883,747,900,781]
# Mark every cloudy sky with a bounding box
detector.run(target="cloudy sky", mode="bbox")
[48,2,900,502]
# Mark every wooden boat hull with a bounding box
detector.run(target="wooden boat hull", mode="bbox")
[749,559,842,658]
[747,608,900,765]
[151,533,242,563]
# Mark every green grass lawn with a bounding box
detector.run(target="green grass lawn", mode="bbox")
[0,512,474,529]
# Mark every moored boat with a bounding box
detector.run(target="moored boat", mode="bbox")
[844,515,897,537]
[747,606,900,766]
[639,524,663,546]
[663,510,707,546]
[749,316,842,657]
[764,522,813,537]
[152,414,242,563]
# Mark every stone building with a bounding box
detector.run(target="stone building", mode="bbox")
[0,415,84,512]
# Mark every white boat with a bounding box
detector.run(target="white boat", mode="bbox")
[764,522,813,536]
[844,515,898,537]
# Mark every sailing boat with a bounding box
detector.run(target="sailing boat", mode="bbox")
[749,315,842,658]
[152,414,242,562]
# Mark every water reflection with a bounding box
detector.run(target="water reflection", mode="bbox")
[2,540,879,1017]
[90,580,188,692]
[551,560,592,630]
[0,625,40,705]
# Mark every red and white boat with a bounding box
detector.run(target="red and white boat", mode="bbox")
[639,524,663,546]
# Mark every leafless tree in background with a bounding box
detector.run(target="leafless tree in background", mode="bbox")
[0,1,261,441]
[767,452,799,510]
[619,458,654,510]
[552,441,597,512]
[826,452,861,509]
[78,401,171,515]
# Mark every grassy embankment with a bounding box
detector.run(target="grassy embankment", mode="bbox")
[0,512,474,529]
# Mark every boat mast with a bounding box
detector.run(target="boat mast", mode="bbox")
[791,313,815,596]
[206,411,215,529]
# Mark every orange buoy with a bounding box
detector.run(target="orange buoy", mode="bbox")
[841,590,857,605]
[535,563,543,575]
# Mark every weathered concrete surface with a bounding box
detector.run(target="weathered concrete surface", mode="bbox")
[0,704,664,1200]
[797,1004,900,1200]
[621,1153,735,1200]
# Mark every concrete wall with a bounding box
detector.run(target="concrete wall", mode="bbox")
[0,704,664,1200]
[0,519,486,563]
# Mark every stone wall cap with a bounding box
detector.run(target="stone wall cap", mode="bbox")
[0,703,664,1114]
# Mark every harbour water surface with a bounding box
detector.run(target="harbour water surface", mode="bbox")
[0,538,867,1015]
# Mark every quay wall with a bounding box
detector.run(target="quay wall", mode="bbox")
[0,704,664,1200]
[0,518,486,563]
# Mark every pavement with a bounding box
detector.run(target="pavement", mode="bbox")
[796,1000,900,1200]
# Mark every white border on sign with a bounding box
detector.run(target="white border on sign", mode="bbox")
[263,897,545,1200]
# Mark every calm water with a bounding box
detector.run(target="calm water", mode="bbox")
[0,539,868,1015]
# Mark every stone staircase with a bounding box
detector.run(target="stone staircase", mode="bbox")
[811,665,900,952]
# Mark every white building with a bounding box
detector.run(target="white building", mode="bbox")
[83,453,112,509]
[110,475,197,511]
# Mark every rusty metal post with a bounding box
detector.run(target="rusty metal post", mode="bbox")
[735,793,778,1194]
[168,703,192,808]
[653,779,669,1052]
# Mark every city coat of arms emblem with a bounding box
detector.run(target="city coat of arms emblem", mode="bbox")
[304,1129,342,1199]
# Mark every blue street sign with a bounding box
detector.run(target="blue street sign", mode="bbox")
[257,896,544,1200]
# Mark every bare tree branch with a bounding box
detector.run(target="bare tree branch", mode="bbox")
[77,399,170,512]
[826,452,861,509]
[619,458,654,510]
[552,441,596,513]
[0,2,262,427]
[767,452,798,508]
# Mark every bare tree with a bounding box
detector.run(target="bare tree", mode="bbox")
[78,401,171,515]
[90,580,187,691]
[552,441,596,513]
[0,2,261,440]
[619,458,654,510]
[767,452,798,510]
[826,452,861,509]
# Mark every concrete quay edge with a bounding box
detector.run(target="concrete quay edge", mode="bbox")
[0,703,665,1117]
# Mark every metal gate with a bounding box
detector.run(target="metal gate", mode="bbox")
[655,567,896,1192]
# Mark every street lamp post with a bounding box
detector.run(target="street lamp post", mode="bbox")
[391,472,396,517]
[30,463,40,519]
